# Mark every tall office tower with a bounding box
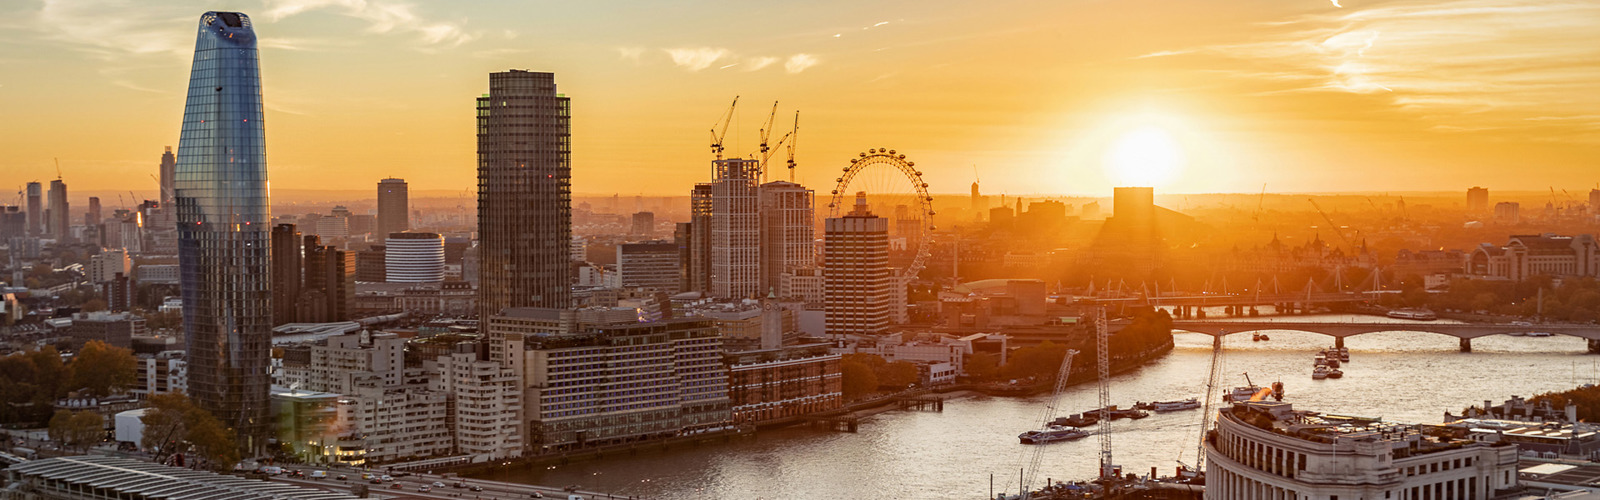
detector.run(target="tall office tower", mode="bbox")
[0,207,23,240]
[824,193,892,337]
[476,70,572,325]
[174,11,272,449]
[1591,189,1600,215]
[683,184,714,294]
[302,235,353,322]
[1494,202,1521,224]
[25,182,41,236]
[1467,186,1489,213]
[86,197,101,227]
[710,159,761,299]
[158,146,177,228]
[386,232,445,283]
[376,178,409,238]
[971,181,984,221]
[270,224,302,326]
[758,181,814,296]
[631,211,655,238]
[47,179,69,242]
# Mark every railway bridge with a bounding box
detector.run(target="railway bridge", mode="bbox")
[1161,320,1600,353]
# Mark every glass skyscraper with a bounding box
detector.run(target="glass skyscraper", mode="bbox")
[174,11,272,449]
[476,70,572,323]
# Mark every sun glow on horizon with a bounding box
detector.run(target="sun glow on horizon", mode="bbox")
[1104,125,1185,188]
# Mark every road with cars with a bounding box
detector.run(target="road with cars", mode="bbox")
[263,468,623,500]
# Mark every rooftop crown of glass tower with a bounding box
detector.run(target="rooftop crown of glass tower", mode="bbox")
[174,10,272,450]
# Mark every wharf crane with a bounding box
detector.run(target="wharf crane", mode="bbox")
[1018,348,1080,499]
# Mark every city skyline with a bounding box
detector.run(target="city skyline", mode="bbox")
[1,0,1597,198]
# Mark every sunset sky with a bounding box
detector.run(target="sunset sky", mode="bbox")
[0,0,1596,200]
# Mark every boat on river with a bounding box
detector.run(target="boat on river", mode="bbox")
[1328,367,1344,379]
[1019,425,1089,444]
[1312,364,1330,380]
[1109,407,1150,420]
[1050,413,1099,428]
[1387,308,1438,321]
[1151,398,1201,412]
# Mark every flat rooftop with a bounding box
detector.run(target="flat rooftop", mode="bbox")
[7,456,357,500]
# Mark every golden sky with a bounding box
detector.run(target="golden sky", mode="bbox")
[0,0,1596,200]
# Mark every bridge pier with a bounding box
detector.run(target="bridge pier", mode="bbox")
[1334,337,1345,349]
[1588,339,1600,354]
[1459,338,1472,353]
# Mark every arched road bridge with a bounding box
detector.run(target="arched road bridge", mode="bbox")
[1148,320,1600,353]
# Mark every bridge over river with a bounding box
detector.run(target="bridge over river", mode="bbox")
[1161,319,1600,353]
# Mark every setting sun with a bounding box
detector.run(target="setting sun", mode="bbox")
[1104,125,1185,188]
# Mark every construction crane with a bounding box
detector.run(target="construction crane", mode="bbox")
[1019,348,1081,499]
[1307,198,1359,253]
[1251,184,1266,225]
[54,158,63,180]
[708,96,739,161]
[756,101,778,178]
[1191,335,1224,476]
[784,111,800,182]
[1096,306,1116,479]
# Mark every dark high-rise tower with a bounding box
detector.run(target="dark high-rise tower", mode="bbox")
[270,224,302,326]
[158,146,177,228]
[86,197,101,226]
[377,177,409,238]
[24,182,41,236]
[47,179,68,242]
[174,11,272,449]
[476,70,571,321]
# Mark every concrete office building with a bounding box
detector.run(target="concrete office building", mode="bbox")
[491,313,731,453]
[301,235,354,323]
[87,249,131,284]
[1206,399,1520,500]
[376,178,408,238]
[759,180,815,296]
[709,159,761,299]
[631,211,655,238]
[477,70,573,318]
[725,343,842,425]
[85,197,101,227]
[69,311,145,350]
[616,241,680,293]
[385,232,445,283]
[1495,202,1521,224]
[824,193,893,337]
[174,11,273,449]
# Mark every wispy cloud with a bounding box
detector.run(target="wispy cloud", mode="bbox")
[785,54,819,74]
[745,56,778,71]
[617,46,645,63]
[1141,0,1600,140]
[32,0,193,60]
[663,47,729,71]
[261,0,477,47]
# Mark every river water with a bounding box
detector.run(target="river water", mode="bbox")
[495,314,1592,500]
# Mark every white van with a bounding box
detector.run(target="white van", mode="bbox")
[309,470,327,479]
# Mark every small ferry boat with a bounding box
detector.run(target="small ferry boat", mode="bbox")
[1019,425,1090,444]
[1252,333,1270,341]
[1224,385,1264,403]
[1328,368,1344,379]
[1152,398,1202,412]
[1312,364,1330,380]
[1386,308,1438,321]
[1050,413,1099,428]
[1336,347,1350,362]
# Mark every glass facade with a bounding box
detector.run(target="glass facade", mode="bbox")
[175,11,272,449]
[476,70,572,324]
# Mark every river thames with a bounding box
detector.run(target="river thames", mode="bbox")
[497,314,1592,499]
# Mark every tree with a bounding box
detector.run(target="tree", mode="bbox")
[965,352,1000,381]
[70,340,137,398]
[879,361,920,388]
[49,410,103,452]
[841,360,879,400]
[139,393,238,471]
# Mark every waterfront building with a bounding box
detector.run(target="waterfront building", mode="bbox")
[759,180,815,297]
[824,193,893,337]
[487,310,730,453]
[3,456,358,500]
[270,388,341,464]
[616,241,680,293]
[430,345,523,461]
[1467,234,1599,282]
[1468,186,1490,213]
[376,178,409,238]
[476,70,573,319]
[1205,399,1520,500]
[174,11,273,449]
[386,232,445,283]
[26,181,41,236]
[332,384,452,465]
[724,343,841,425]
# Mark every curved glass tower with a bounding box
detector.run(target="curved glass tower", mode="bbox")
[175,11,271,449]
